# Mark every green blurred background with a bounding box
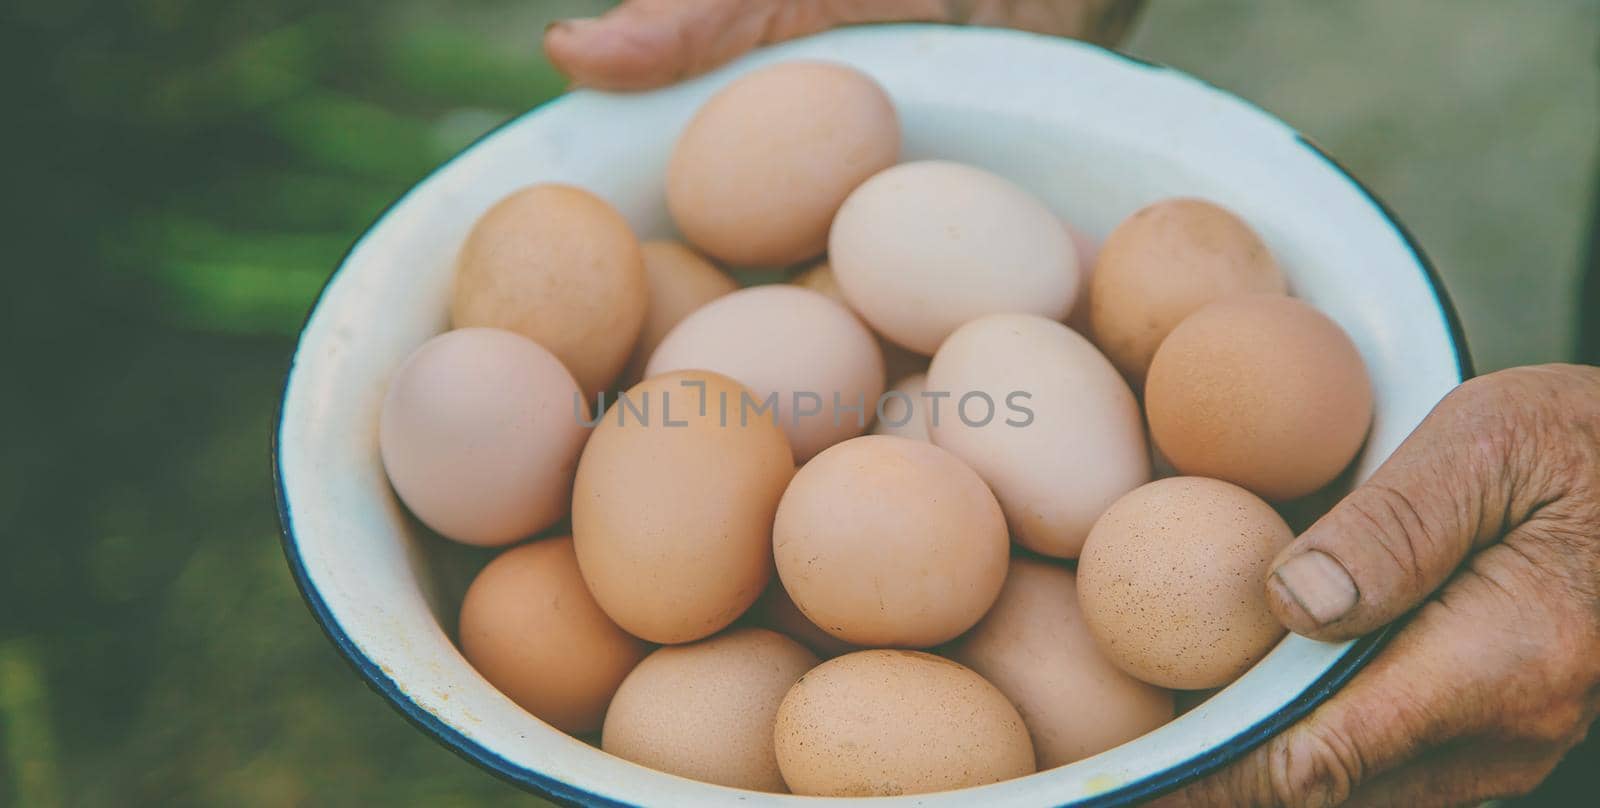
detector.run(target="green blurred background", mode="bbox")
[2,1,1595,805]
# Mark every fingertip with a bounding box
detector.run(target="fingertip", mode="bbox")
[541,19,585,78]
[1268,549,1363,641]
[542,15,680,92]
[543,17,619,90]
[1267,570,1319,636]
[1268,567,1347,641]
[542,17,596,52]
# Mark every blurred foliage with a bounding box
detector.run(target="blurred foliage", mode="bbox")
[1,1,604,804]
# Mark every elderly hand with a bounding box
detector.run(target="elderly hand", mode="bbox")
[1158,364,1600,807]
[544,0,1145,90]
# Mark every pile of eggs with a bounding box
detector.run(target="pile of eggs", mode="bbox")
[377,61,1374,796]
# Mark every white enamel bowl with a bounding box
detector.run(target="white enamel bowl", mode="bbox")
[274,24,1470,807]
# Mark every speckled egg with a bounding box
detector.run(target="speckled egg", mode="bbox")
[602,628,818,792]
[1089,198,1285,386]
[1077,477,1294,689]
[451,184,647,395]
[774,650,1035,796]
[950,558,1174,768]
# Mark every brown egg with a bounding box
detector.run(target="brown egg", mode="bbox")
[379,328,589,546]
[572,371,793,644]
[792,261,927,381]
[1077,477,1294,689]
[774,650,1035,796]
[750,582,858,659]
[773,435,1009,648]
[667,61,899,267]
[452,184,647,395]
[1145,294,1374,501]
[645,286,885,462]
[620,241,738,385]
[458,537,648,735]
[950,559,1174,769]
[602,629,817,792]
[1089,198,1286,386]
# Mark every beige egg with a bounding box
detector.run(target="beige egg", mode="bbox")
[667,61,899,267]
[949,559,1174,769]
[773,435,1008,648]
[452,184,647,395]
[830,160,1079,355]
[572,371,793,644]
[792,261,927,381]
[926,314,1149,558]
[620,241,738,385]
[1077,477,1295,689]
[774,650,1035,796]
[645,286,885,462]
[750,582,858,659]
[458,537,648,734]
[1063,221,1099,334]
[871,373,928,442]
[602,628,818,792]
[1089,197,1286,386]
[1145,294,1373,501]
[379,328,589,546]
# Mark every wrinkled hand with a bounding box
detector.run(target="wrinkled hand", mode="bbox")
[544,0,1145,90]
[1159,364,1600,807]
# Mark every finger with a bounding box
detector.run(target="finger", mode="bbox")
[545,0,743,91]
[545,0,947,91]
[1344,739,1565,808]
[1340,534,1600,807]
[1265,373,1544,641]
[1158,518,1591,808]
[1154,593,1493,807]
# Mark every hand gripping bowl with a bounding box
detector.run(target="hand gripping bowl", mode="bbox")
[274,24,1471,807]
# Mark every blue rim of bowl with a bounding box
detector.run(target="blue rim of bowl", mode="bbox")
[272,25,1474,808]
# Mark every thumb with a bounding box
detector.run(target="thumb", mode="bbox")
[1266,374,1531,641]
[544,0,946,91]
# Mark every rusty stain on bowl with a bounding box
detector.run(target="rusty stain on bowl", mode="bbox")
[1084,773,1126,795]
